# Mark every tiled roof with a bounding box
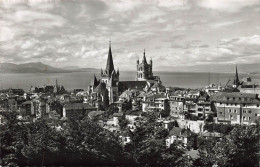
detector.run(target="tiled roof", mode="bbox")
[146,93,167,100]
[64,103,96,110]
[188,89,200,95]
[210,92,259,104]
[169,127,193,137]
[118,81,147,92]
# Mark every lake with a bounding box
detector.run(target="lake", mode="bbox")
[0,71,260,91]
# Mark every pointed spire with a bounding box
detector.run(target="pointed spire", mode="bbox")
[143,48,147,64]
[94,74,98,86]
[101,68,103,75]
[235,64,239,85]
[105,41,115,76]
[117,68,120,75]
[90,73,98,86]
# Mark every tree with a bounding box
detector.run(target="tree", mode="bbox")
[0,110,21,166]
[198,122,260,167]
[124,113,185,166]
[118,116,130,130]
[160,100,170,117]
[0,110,127,166]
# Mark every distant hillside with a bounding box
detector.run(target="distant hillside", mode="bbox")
[0,62,98,73]
[156,63,260,74]
[62,66,98,72]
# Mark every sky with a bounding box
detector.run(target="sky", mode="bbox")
[0,0,260,71]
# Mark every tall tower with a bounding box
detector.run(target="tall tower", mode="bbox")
[136,49,153,81]
[233,64,240,88]
[100,41,119,103]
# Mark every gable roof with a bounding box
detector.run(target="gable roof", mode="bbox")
[118,81,147,92]
[146,93,167,100]
[169,127,193,137]
[64,103,96,110]
[210,92,259,104]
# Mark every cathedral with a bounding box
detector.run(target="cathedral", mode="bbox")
[88,42,119,104]
[88,43,162,105]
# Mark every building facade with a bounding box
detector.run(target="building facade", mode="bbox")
[213,92,260,124]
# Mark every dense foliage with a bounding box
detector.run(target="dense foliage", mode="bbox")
[197,121,260,167]
[123,113,187,166]
[0,111,125,166]
[203,122,235,135]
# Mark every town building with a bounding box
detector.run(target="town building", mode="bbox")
[166,127,196,147]
[62,102,96,119]
[169,90,185,117]
[142,93,169,114]
[212,92,260,124]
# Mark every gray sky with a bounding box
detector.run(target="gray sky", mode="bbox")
[0,0,260,71]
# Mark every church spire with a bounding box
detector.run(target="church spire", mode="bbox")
[234,64,240,85]
[143,48,147,64]
[105,41,115,76]
[235,64,239,81]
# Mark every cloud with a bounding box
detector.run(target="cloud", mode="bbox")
[0,0,259,70]
[56,57,68,62]
[157,0,189,9]
[198,0,260,12]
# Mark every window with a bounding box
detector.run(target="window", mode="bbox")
[257,104,259,107]
[243,116,246,120]
[219,112,223,115]
[229,109,232,113]
[248,117,251,120]
[243,110,247,114]
[248,110,252,114]
[230,115,233,119]
[256,114,258,117]
[234,109,237,113]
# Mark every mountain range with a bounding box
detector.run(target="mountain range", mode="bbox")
[0,62,259,74]
[0,62,98,73]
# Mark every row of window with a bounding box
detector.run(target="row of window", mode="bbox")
[220,102,260,107]
[226,97,254,101]
[219,112,259,118]
[229,115,252,121]
[227,109,254,114]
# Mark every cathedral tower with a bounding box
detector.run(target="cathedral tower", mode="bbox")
[136,49,153,81]
[100,41,119,103]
